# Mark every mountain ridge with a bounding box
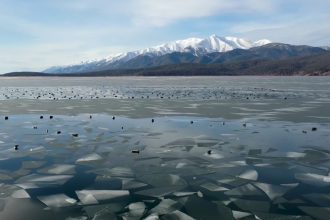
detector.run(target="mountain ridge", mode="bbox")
[44,35,272,73]
[108,43,326,69]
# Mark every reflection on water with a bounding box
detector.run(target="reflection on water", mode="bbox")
[0,76,330,219]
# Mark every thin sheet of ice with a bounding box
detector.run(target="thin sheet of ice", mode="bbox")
[120,202,146,219]
[149,199,182,215]
[75,190,129,205]
[40,164,75,175]
[76,153,102,163]
[200,182,229,192]
[11,189,30,199]
[162,210,196,220]
[295,173,330,187]
[253,182,294,200]
[225,184,265,197]
[16,174,73,186]
[237,169,258,181]
[38,194,77,208]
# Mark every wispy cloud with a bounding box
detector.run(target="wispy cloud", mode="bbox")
[130,0,277,27]
[230,13,330,46]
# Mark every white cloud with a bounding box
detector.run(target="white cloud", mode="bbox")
[230,14,330,46]
[29,0,276,28]
[130,0,276,27]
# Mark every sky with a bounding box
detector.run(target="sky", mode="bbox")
[0,0,329,73]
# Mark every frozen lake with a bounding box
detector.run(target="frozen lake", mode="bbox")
[0,76,330,219]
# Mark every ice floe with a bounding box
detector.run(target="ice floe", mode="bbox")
[253,182,295,200]
[149,199,182,215]
[237,169,258,181]
[38,194,77,208]
[76,190,129,205]
[40,164,75,175]
[11,189,30,199]
[76,153,102,163]
[295,173,330,187]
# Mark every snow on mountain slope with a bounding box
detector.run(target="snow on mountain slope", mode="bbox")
[44,35,271,73]
[253,39,272,47]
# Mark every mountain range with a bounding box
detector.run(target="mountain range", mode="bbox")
[43,35,272,73]
[4,35,330,76]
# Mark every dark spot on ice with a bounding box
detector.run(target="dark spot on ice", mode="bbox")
[312,127,317,131]
[131,150,140,154]
[57,131,61,134]
[14,145,19,150]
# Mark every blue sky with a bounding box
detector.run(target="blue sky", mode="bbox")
[0,0,329,73]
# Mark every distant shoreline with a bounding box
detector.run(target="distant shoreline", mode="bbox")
[2,72,329,77]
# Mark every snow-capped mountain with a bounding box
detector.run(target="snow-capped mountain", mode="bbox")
[44,35,271,73]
